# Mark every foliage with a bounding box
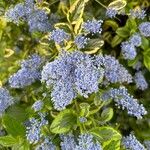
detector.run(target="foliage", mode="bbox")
[0,0,150,149]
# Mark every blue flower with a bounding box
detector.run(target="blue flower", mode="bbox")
[49,29,70,44]
[60,133,77,150]
[26,113,48,144]
[32,100,44,112]
[75,35,89,49]
[75,134,102,150]
[0,88,14,115]
[106,8,118,18]
[35,137,56,150]
[103,55,132,83]
[122,134,145,150]
[109,86,147,119]
[121,41,137,60]
[83,20,103,34]
[129,9,146,19]
[9,54,42,88]
[129,33,142,47]
[134,71,148,90]
[139,22,150,37]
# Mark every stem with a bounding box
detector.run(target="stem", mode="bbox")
[95,0,107,9]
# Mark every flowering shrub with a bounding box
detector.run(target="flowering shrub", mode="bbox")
[0,0,150,149]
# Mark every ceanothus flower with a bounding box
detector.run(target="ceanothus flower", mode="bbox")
[5,3,26,24]
[109,86,147,119]
[139,22,150,37]
[0,88,14,115]
[9,54,42,88]
[106,8,118,18]
[60,133,77,150]
[26,113,48,144]
[35,137,56,150]
[83,20,103,34]
[121,41,137,60]
[122,134,145,150]
[144,140,150,150]
[129,9,146,19]
[134,71,148,90]
[41,51,104,110]
[132,61,142,70]
[75,134,102,150]
[27,9,51,32]
[79,117,87,123]
[75,35,89,49]
[32,100,44,112]
[49,29,70,44]
[103,55,132,83]
[129,33,142,47]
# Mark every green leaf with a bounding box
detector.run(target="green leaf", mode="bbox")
[116,27,129,38]
[74,18,83,34]
[2,115,25,137]
[108,0,126,11]
[67,0,89,24]
[100,108,114,123]
[0,136,18,147]
[50,109,77,133]
[141,37,149,50]
[111,35,123,47]
[104,20,119,31]
[126,19,137,31]
[90,126,122,149]
[143,49,150,70]
[55,23,72,33]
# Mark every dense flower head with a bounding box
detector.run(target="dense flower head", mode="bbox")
[27,9,51,32]
[26,113,48,144]
[35,137,56,150]
[75,35,89,49]
[83,20,103,34]
[129,9,146,19]
[41,51,104,110]
[122,134,145,150]
[139,22,150,37]
[5,3,26,24]
[106,8,118,18]
[0,88,14,115]
[75,133,102,150]
[121,41,137,60]
[9,54,42,88]
[32,100,44,112]
[49,29,70,44]
[129,33,142,47]
[109,86,147,119]
[60,133,77,150]
[5,0,50,32]
[102,55,133,83]
[134,71,148,90]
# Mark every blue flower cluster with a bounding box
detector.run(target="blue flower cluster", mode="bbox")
[83,20,103,34]
[108,86,147,119]
[32,100,44,112]
[75,134,102,150]
[5,0,50,32]
[60,133,77,150]
[49,29,70,44]
[79,117,87,123]
[41,51,104,110]
[121,41,137,60]
[102,55,132,83]
[35,137,56,150]
[75,35,89,49]
[26,113,48,144]
[121,33,141,60]
[134,71,148,91]
[139,22,150,37]
[129,9,146,19]
[9,54,42,88]
[122,134,145,150]
[0,88,14,116]
[106,8,118,18]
